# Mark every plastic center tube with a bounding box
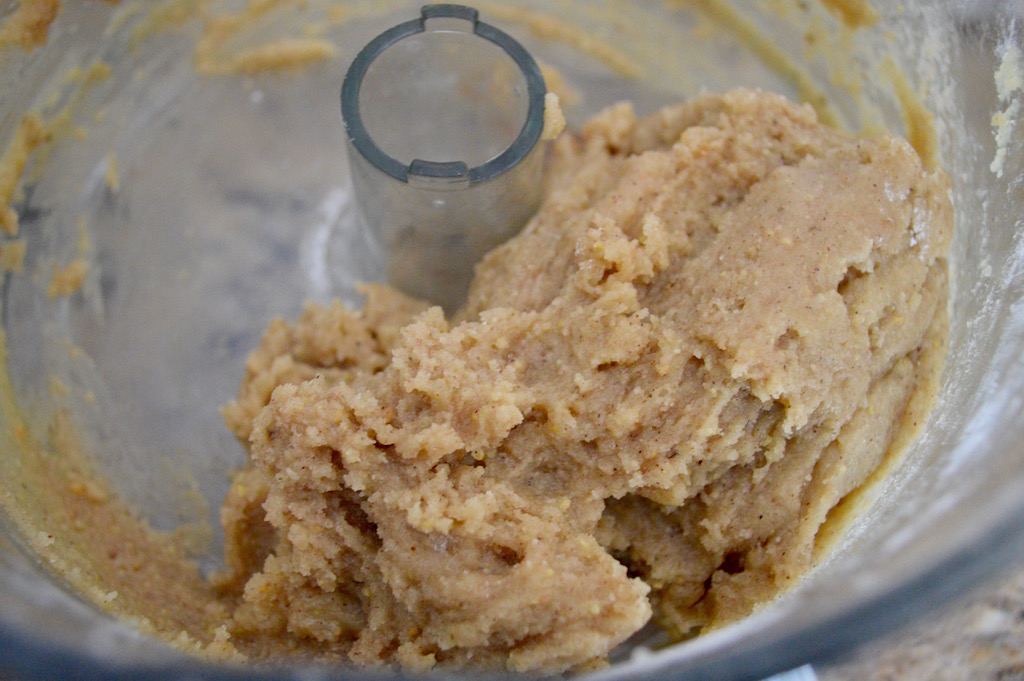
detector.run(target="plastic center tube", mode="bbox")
[340,4,548,312]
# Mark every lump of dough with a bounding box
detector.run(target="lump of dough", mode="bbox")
[218,89,952,672]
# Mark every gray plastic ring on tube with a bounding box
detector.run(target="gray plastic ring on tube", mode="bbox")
[341,4,548,312]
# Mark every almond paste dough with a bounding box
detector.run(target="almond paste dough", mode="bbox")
[217,89,952,673]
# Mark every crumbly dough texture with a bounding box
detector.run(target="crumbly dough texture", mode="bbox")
[219,89,952,672]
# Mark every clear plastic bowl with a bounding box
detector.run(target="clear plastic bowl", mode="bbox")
[0,1,1022,680]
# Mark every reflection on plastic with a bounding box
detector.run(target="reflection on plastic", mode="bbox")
[765,665,818,681]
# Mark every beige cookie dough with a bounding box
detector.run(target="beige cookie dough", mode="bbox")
[218,89,952,672]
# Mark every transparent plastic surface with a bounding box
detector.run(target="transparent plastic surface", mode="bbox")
[0,1,1021,680]
[341,4,547,310]
[356,24,529,167]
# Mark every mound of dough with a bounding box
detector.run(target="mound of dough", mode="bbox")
[218,89,952,672]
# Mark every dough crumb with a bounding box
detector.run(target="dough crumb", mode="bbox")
[542,92,566,141]
[47,259,88,299]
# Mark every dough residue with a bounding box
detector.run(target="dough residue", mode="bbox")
[193,1,339,76]
[0,0,60,52]
[991,43,1022,178]
[218,89,952,672]
[222,38,338,76]
[0,114,52,237]
[0,239,26,274]
[820,0,879,29]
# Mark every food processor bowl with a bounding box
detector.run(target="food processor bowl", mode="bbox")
[0,1,1022,680]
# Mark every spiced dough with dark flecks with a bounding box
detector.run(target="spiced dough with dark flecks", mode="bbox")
[218,89,952,673]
